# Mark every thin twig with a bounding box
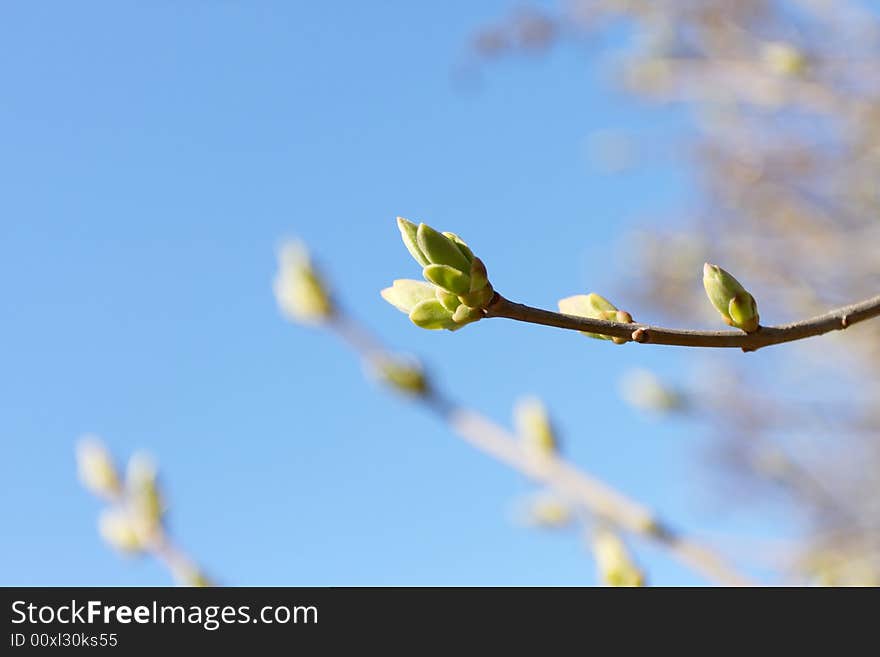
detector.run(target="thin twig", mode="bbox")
[484,293,880,351]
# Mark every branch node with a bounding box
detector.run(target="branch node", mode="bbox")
[631,327,649,343]
[840,314,850,328]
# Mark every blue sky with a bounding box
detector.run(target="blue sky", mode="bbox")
[1,1,786,585]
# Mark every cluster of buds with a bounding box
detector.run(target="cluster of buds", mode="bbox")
[76,437,211,586]
[557,293,633,344]
[273,241,334,325]
[381,218,494,330]
[702,263,760,333]
[77,438,165,555]
[591,528,645,587]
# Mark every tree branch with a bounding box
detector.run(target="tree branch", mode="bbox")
[329,313,754,586]
[484,293,880,351]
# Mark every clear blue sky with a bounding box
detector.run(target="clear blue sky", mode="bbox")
[1,1,787,585]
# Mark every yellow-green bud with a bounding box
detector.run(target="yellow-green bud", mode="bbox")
[523,493,572,529]
[557,293,633,344]
[381,279,437,314]
[702,263,760,333]
[618,369,682,413]
[125,452,163,540]
[416,223,471,273]
[76,436,121,499]
[423,264,471,295]
[761,41,807,76]
[408,298,458,330]
[591,529,645,587]
[389,219,494,329]
[370,355,429,396]
[514,397,558,458]
[273,241,333,325]
[397,217,430,266]
[98,507,145,554]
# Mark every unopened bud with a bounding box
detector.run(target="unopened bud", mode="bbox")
[558,293,633,344]
[591,528,645,587]
[703,263,760,333]
[618,369,682,413]
[523,493,572,529]
[76,436,121,499]
[514,396,558,458]
[415,222,472,273]
[389,219,494,330]
[98,507,145,554]
[761,41,807,76]
[370,355,429,396]
[125,452,163,540]
[381,279,437,314]
[273,241,333,325]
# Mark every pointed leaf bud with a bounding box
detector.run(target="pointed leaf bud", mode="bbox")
[273,241,333,325]
[416,223,471,273]
[423,263,471,295]
[451,304,482,326]
[442,232,475,263]
[702,263,760,333]
[397,217,430,266]
[76,436,121,499]
[558,293,633,343]
[409,298,457,330]
[381,279,437,314]
[435,288,461,312]
[591,528,645,587]
[468,257,489,293]
[514,396,558,459]
[761,41,807,77]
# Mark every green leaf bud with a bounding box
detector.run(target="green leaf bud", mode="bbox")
[469,257,489,293]
[592,528,645,587]
[98,507,145,554]
[442,231,475,263]
[522,493,572,529]
[702,263,760,333]
[435,287,461,312]
[514,396,558,459]
[557,293,633,343]
[76,436,121,500]
[451,304,482,326]
[416,223,472,273]
[381,279,437,314]
[409,299,457,330]
[396,217,430,266]
[618,368,683,413]
[273,241,334,325]
[370,355,429,396]
[423,263,471,295]
[125,452,164,540]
